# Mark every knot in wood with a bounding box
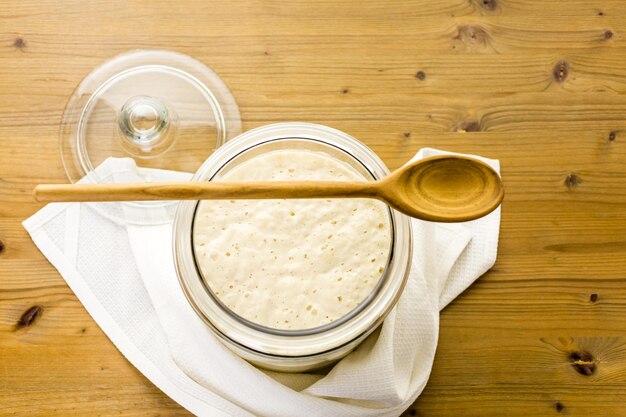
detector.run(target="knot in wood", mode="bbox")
[553,61,570,83]
[15,305,43,329]
[454,25,490,49]
[13,37,26,50]
[478,0,497,11]
[569,351,596,376]
[456,120,481,132]
[564,173,582,189]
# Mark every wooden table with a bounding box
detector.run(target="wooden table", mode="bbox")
[2,1,626,415]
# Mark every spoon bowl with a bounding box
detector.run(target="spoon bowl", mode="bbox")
[379,155,503,222]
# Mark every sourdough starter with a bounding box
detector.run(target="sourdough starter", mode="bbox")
[193,150,391,330]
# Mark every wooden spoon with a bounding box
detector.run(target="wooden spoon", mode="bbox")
[33,155,503,222]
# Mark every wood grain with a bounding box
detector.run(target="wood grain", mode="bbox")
[2,0,626,416]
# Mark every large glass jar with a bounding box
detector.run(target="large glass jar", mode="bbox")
[173,122,412,372]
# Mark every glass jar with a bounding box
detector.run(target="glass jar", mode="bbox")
[173,122,412,372]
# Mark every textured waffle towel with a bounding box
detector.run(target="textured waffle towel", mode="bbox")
[24,148,500,417]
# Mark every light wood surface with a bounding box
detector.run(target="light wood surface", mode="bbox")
[1,0,626,416]
[33,155,504,222]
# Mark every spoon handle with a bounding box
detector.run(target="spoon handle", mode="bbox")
[33,181,380,203]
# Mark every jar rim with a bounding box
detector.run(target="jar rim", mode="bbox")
[173,122,413,358]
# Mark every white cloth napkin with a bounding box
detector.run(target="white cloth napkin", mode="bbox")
[23,148,500,417]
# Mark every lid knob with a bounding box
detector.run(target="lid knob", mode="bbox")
[118,95,178,156]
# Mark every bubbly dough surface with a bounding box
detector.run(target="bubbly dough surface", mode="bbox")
[193,150,391,330]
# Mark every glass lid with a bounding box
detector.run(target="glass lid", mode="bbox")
[60,49,241,184]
